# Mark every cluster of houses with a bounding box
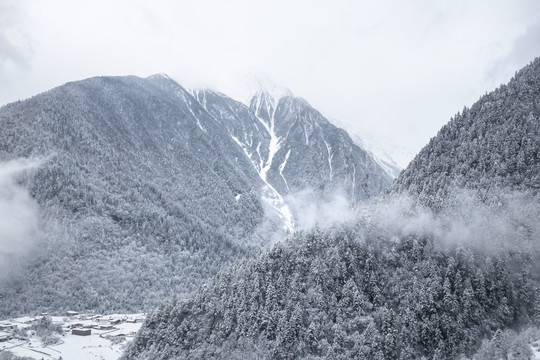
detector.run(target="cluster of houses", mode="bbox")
[0,310,145,341]
[0,311,146,359]
[60,311,145,338]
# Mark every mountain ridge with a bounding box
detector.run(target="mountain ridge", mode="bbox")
[0,74,391,316]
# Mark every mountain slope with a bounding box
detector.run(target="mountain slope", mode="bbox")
[123,58,540,359]
[391,58,540,207]
[248,91,392,202]
[124,214,540,360]
[0,74,391,316]
[191,88,294,230]
[191,88,392,226]
[193,89,392,203]
[0,75,268,315]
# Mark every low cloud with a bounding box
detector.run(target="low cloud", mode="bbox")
[363,189,540,253]
[273,185,540,255]
[0,158,42,282]
[251,187,358,249]
[286,188,357,231]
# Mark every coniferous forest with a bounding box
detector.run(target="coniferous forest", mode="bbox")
[0,74,389,316]
[0,53,539,359]
[123,58,540,359]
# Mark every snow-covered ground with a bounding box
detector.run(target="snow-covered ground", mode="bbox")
[0,313,145,360]
[532,339,540,359]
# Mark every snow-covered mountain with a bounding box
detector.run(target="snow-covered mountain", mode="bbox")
[248,91,391,200]
[124,58,540,360]
[0,74,391,316]
[193,88,392,203]
[350,132,412,179]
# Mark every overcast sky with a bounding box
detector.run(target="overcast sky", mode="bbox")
[2,0,540,165]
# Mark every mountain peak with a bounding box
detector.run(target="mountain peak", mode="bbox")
[146,73,185,91]
[147,73,173,81]
[233,72,292,106]
[251,86,293,104]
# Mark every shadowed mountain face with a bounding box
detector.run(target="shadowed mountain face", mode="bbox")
[391,58,540,208]
[0,74,390,315]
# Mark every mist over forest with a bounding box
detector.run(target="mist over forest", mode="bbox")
[0,55,539,360]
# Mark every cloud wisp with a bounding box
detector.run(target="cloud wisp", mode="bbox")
[0,158,42,282]
[270,186,540,256]
[362,190,540,254]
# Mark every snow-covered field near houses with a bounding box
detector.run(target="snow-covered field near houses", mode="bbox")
[0,313,145,360]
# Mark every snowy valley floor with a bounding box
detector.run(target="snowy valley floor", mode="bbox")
[0,313,145,360]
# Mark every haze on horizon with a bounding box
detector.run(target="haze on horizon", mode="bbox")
[1,0,540,166]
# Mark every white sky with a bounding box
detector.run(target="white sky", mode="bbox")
[1,0,540,163]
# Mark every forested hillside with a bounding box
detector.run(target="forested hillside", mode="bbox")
[0,74,390,316]
[391,58,540,208]
[124,194,540,359]
[0,75,266,315]
[124,58,540,359]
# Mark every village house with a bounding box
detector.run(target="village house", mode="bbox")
[72,328,91,336]
[0,323,15,331]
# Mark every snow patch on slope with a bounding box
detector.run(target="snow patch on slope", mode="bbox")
[191,89,209,111]
[250,92,294,232]
[229,130,294,232]
[322,136,334,180]
[279,149,291,191]
[253,93,281,182]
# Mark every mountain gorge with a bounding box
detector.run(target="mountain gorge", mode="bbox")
[124,58,540,360]
[0,74,390,316]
